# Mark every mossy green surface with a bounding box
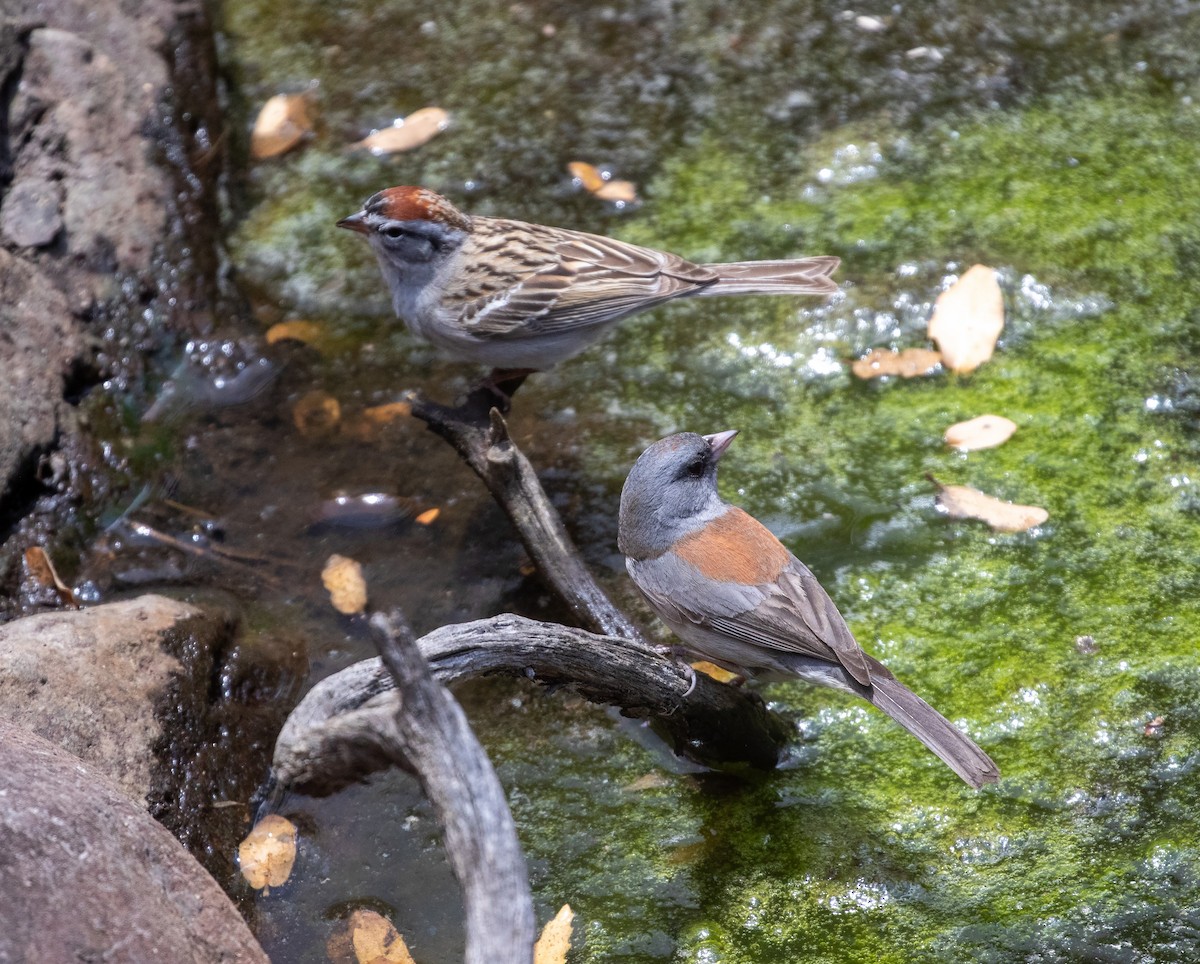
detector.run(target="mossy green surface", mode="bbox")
[559,94,1200,960]
[221,1,1200,960]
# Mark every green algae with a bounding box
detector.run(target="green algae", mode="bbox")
[539,91,1200,961]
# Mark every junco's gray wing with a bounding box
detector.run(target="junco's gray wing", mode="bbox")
[629,542,874,687]
[457,228,718,338]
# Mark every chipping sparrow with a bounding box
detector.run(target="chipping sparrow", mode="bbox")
[337,186,840,371]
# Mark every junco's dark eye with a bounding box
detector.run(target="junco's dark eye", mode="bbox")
[685,457,706,478]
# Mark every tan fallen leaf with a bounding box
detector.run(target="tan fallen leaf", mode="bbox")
[363,401,413,424]
[624,772,673,792]
[692,660,741,684]
[851,347,943,380]
[238,814,297,892]
[534,904,574,964]
[341,401,415,442]
[23,546,78,607]
[927,264,1005,373]
[251,93,313,159]
[349,909,416,964]
[568,161,638,203]
[356,107,449,154]
[932,478,1048,532]
[322,554,368,614]
[944,414,1018,451]
[294,390,341,434]
[266,319,327,349]
[414,507,440,525]
[567,161,605,192]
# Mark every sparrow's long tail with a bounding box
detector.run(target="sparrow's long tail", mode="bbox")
[700,256,841,296]
[857,659,1000,789]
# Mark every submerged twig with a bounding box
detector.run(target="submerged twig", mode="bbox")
[273,614,791,797]
[370,610,535,964]
[406,379,642,640]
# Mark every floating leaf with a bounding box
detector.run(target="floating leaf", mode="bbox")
[251,93,313,159]
[23,546,78,607]
[851,347,942,380]
[414,507,440,525]
[238,814,297,892]
[944,414,1018,451]
[692,660,741,684]
[362,401,413,424]
[534,904,574,964]
[267,320,327,349]
[322,554,368,614]
[355,107,449,154]
[567,161,605,191]
[568,161,638,203]
[624,772,673,792]
[348,909,416,964]
[294,390,341,434]
[932,478,1048,532]
[927,264,1005,373]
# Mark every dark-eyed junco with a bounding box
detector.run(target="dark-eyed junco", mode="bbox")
[618,430,1000,788]
[337,186,839,371]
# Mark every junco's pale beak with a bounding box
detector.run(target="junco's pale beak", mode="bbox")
[702,429,738,461]
[336,210,369,234]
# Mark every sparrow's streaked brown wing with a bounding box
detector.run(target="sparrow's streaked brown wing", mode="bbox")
[455,223,717,338]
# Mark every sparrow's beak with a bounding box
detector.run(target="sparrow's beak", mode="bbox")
[703,429,738,462]
[336,210,369,235]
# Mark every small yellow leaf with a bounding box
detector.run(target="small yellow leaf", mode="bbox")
[568,161,638,203]
[851,347,942,380]
[294,390,342,435]
[322,554,368,614]
[349,909,416,964]
[691,660,740,684]
[251,93,313,159]
[238,814,297,892]
[362,401,413,424]
[928,265,1005,373]
[567,161,605,192]
[593,178,638,203]
[534,904,574,964]
[933,480,1048,532]
[944,414,1017,451]
[414,507,440,525]
[356,107,449,154]
[267,320,327,348]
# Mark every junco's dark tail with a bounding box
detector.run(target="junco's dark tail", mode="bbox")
[701,256,841,296]
[863,670,1000,789]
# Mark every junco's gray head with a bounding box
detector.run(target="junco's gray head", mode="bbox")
[618,430,737,560]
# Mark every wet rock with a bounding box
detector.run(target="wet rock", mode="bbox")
[0,718,268,964]
[8,26,167,277]
[0,0,228,581]
[0,248,81,503]
[0,175,61,247]
[0,594,211,805]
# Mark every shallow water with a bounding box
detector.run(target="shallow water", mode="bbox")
[89,0,1200,959]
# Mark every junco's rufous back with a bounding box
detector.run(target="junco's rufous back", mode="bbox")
[618,430,999,788]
